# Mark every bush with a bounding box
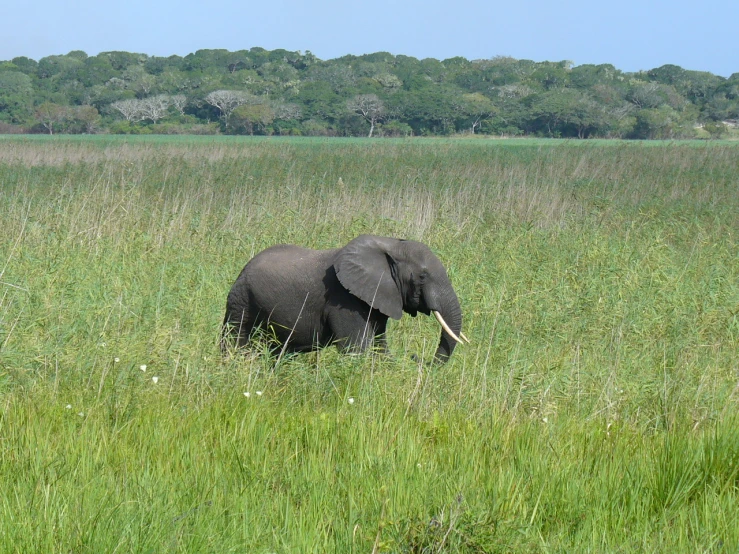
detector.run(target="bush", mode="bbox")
[0,121,28,134]
[703,121,728,139]
[301,119,336,136]
[108,121,152,134]
[377,121,413,137]
[630,106,697,139]
[148,122,220,135]
[272,122,302,136]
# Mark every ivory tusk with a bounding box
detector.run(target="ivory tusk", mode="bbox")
[459,331,471,344]
[433,311,465,345]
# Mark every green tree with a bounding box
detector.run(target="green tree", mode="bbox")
[527,89,597,137]
[0,46,730,138]
[72,56,117,87]
[66,50,88,61]
[271,102,302,135]
[373,73,403,92]
[123,66,157,97]
[306,63,356,93]
[459,93,497,134]
[36,54,83,80]
[256,62,300,93]
[631,105,693,139]
[10,56,38,75]
[388,87,461,135]
[297,81,341,121]
[157,69,190,93]
[529,60,573,90]
[184,49,232,72]
[99,51,146,71]
[418,58,447,83]
[35,102,69,134]
[71,105,101,133]
[377,120,413,137]
[232,102,274,135]
[144,55,184,75]
[628,81,667,109]
[0,71,34,123]
[86,83,135,112]
[570,64,622,89]
[246,47,271,69]
[267,48,304,66]
[702,120,728,139]
[646,64,722,106]
[703,94,739,121]
[357,51,395,64]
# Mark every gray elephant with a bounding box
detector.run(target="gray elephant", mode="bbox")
[221,234,468,363]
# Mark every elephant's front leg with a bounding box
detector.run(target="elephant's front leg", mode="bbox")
[362,315,389,354]
[328,305,389,355]
[373,330,389,355]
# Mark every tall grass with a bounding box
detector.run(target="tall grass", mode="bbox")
[0,136,737,552]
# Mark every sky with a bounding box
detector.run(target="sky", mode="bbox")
[1,0,737,77]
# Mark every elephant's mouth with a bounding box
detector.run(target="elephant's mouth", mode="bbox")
[405,304,427,317]
[404,293,423,317]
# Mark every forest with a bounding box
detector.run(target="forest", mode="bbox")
[0,47,737,138]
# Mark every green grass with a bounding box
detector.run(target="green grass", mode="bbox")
[2,133,737,148]
[0,137,737,552]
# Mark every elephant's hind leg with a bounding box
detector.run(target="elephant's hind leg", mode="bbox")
[221,298,258,353]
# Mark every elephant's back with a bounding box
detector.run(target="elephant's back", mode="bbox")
[246,244,336,276]
[237,244,339,299]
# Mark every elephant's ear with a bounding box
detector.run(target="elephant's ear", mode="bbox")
[334,235,403,320]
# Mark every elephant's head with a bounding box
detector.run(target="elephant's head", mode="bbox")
[334,235,467,362]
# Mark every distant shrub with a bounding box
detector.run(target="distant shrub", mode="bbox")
[0,121,28,134]
[109,121,152,134]
[149,122,220,135]
[703,121,728,139]
[377,121,413,137]
[301,119,336,137]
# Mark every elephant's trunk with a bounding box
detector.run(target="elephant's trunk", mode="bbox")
[430,289,463,363]
[434,312,467,345]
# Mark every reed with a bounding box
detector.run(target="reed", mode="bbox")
[0,136,737,552]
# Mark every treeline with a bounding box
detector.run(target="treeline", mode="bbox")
[1,48,737,138]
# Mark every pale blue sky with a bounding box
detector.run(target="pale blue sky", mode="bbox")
[2,0,737,77]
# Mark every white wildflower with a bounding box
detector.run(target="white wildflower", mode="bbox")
[244,392,251,398]
[256,391,263,396]
[140,364,147,372]
[65,404,72,410]
[114,357,120,363]
[348,397,355,405]
[152,376,159,384]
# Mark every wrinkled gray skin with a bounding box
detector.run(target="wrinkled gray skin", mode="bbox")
[222,235,463,363]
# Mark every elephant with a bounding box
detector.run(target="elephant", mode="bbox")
[221,234,468,363]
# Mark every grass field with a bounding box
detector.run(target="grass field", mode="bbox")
[1,136,737,552]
